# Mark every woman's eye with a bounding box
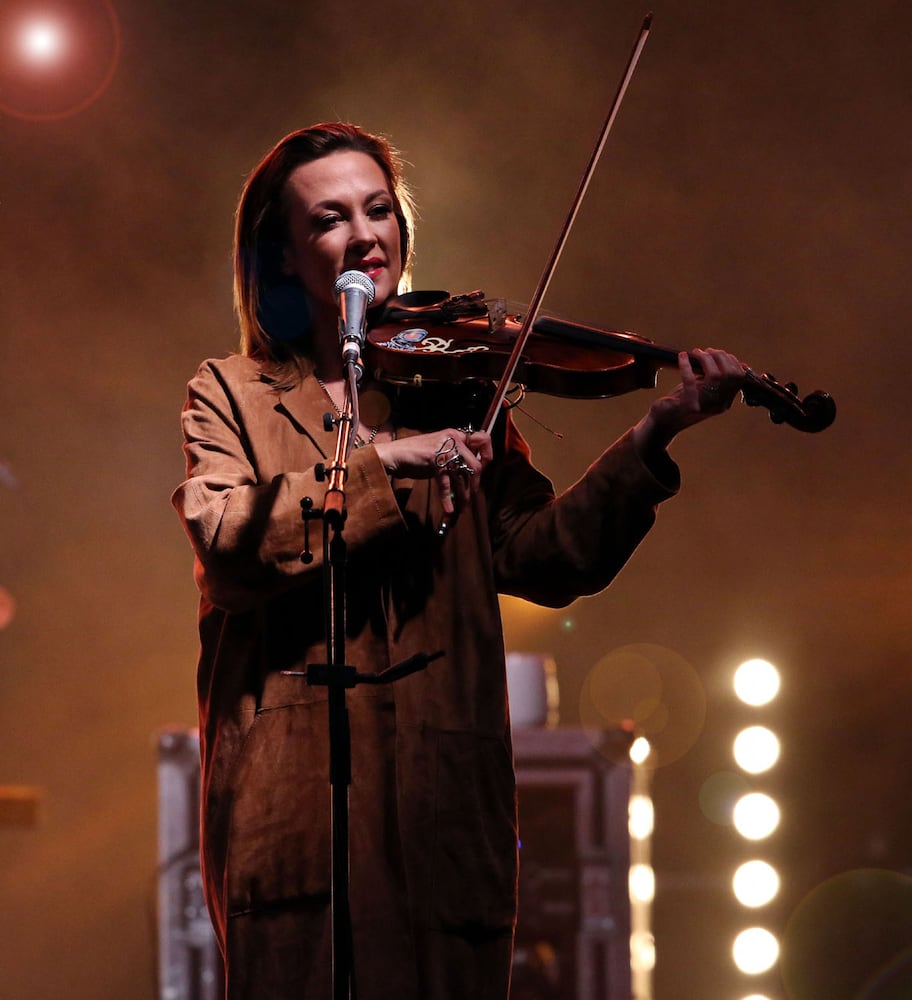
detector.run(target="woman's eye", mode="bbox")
[315,214,342,230]
[369,204,393,219]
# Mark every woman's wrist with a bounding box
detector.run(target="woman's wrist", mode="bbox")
[632,408,675,461]
[373,440,397,475]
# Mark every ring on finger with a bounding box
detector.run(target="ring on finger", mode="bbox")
[435,436,458,468]
[445,454,474,475]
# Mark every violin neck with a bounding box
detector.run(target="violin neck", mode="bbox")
[532,316,683,370]
[531,315,835,433]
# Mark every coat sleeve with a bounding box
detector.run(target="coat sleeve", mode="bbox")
[171,360,405,613]
[487,416,680,607]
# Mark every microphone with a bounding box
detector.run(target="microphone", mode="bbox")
[333,270,375,371]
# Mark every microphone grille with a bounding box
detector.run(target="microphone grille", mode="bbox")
[333,270,376,303]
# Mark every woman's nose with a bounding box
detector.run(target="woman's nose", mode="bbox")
[349,213,377,248]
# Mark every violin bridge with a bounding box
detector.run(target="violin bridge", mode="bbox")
[486,296,508,334]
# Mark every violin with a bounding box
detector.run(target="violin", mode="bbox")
[367,290,837,434]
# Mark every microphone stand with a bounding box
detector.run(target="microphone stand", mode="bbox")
[284,358,441,1000]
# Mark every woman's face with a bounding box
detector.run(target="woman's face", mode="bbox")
[281,150,403,330]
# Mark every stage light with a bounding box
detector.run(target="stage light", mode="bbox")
[733,725,780,774]
[628,733,654,1000]
[629,735,651,765]
[0,0,121,121]
[740,995,773,1000]
[629,863,655,904]
[630,930,656,972]
[733,860,780,907]
[732,927,779,975]
[726,658,784,993]
[733,792,780,840]
[19,18,65,63]
[733,659,780,706]
[629,794,654,840]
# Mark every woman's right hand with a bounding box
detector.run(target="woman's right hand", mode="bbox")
[374,428,493,515]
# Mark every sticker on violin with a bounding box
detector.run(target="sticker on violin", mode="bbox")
[377,328,430,351]
[376,327,489,356]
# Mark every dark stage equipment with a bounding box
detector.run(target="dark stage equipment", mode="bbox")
[157,726,632,1000]
[511,726,632,1000]
[157,728,222,1000]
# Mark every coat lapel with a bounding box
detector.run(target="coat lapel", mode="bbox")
[271,373,335,458]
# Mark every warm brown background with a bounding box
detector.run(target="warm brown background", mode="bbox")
[1,0,909,997]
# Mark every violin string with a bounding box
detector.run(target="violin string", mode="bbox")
[512,402,565,440]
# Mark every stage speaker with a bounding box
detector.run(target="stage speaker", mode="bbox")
[157,726,632,1000]
[512,726,632,1000]
[157,727,223,1000]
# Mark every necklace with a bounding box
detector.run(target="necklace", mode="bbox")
[315,375,380,448]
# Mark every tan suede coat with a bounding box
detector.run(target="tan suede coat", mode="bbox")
[172,353,679,998]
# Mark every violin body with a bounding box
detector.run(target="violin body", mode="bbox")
[367,291,837,434]
[368,302,657,400]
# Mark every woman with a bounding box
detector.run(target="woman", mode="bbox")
[172,122,743,1000]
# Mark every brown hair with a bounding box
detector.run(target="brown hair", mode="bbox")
[233,123,416,382]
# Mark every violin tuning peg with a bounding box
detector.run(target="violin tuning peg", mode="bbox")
[323,412,335,432]
[785,382,798,396]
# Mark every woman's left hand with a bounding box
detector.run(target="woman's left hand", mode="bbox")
[374,428,493,515]
[632,348,745,455]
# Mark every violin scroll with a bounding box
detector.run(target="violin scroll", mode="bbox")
[741,371,836,433]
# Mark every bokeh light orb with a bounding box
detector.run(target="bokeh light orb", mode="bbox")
[0,585,17,630]
[629,736,651,765]
[733,792,780,840]
[733,725,780,773]
[733,860,780,907]
[782,869,912,999]
[580,644,705,767]
[734,658,780,706]
[0,0,121,121]
[19,19,65,62]
[629,794,654,840]
[699,770,751,825]
[733,927,779,974]
[629,863,655,904]
[630,930,656,972]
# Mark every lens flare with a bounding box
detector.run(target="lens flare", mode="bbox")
[579,644,706,767]
[1,1,121,121]
[782,869,912,998]
[19,20,65,63]
[699,770,750,825]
